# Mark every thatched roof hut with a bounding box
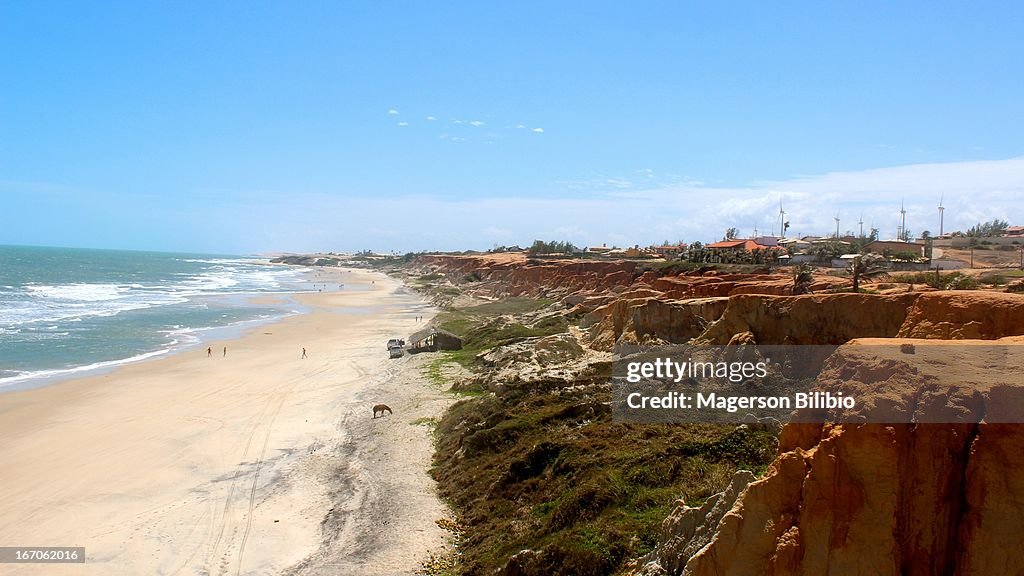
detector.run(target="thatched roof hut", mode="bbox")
[408,327,463,353]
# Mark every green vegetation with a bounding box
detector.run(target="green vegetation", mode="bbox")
[791,263,814,295]
[966,218,1010,237]
[528,240,578,256]
[976,269,1024,286]
[422,294,777,576]
[637,260,706,274]
[847,253,889,292]
[432,388,776,576]
[431,297,563,367]
[424,355,449,388]
[889,271,979,290]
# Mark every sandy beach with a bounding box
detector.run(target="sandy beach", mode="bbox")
[0,269,453,575]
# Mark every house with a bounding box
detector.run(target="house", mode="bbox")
[864,240,926,259]
[621,245,660,259]
[651,243,687,258]
[706,239,781,253]
[1003,226,1024,238]
[777,237,811,251]
[408,328,463,353]
[706,239,758,252]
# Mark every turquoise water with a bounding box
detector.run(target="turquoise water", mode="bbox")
[0,245,314,388]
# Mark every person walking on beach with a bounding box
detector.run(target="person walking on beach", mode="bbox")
[223,346,227,357]
[207,347,212,357]
[302,347,307,359]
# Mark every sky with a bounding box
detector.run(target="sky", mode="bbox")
[2,1,1023,254]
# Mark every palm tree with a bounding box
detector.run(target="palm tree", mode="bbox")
[848,253,889,292]
[791,263,814,295]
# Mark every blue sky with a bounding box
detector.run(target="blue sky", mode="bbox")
[2,1,1023,253]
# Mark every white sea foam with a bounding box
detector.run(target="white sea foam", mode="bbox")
[25,283,124,301]
[0,348,173,388]
[0,286,188,327]
[1,261,306,329]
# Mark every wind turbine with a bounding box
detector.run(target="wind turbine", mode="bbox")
[778,200,786,238]
[938,194,945,238]
[899,201,907,242]
[858,213,864,238]
[834,211,841,239]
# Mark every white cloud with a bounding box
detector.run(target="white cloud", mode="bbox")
[532,127,544,133]
[426,116,436,121]
[209,157,1024,253]
[469,120,485,127]
[516,124,526,129]
[397,122,408,127]
[387,109,399,115]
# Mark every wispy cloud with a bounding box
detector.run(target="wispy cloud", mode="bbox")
[397,121,409,127]
[229,157,1024,252]
[387,109,399,115]
[426,116,436,121]
[469,120,485,127]
[531,127,544,133]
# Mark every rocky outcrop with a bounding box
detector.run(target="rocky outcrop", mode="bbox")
[634,471,757,576]
[583,297,729,350]
[651,274,846,299]
[642,338,1024,576]
[897,291,1024,339]
[412,254,849,303]
[694,293,921,345]
[269,254,343,266]
[414,254,640,297]
[471,332,609,396]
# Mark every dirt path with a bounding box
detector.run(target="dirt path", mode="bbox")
[284,351,455,576]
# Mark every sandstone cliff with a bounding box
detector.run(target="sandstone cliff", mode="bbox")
[412,254,1024,576]
[693,293,921,345]
[637,337,1024,576]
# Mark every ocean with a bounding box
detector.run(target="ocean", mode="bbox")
[0,245,315,389]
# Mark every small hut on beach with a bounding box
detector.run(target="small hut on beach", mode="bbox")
[408,327,463,353]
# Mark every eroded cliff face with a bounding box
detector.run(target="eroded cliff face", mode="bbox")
[582,297,730,351]
[414,254,639,297]
[637,338,1024,576]
[414,254,1024,575]
[413,255,853,350]
[693,293,922,345]
[897,291,1024,340]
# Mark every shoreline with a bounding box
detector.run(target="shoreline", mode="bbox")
[0,267,454,575]
[0,266,324,393]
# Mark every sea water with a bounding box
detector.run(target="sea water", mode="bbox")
[0,245,316,389]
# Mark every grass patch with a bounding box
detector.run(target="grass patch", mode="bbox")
[432,298,565,367]
[424,356,449,388]
[888,271,979,290]
[431,386,776,575]
[978,269,1024,285]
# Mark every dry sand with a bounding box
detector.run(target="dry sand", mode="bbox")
[0,269,455,575]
